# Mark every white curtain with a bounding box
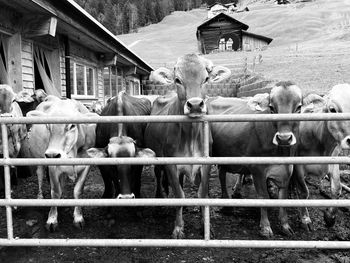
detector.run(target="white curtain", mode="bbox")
[0,35,10,85]
[34,46,61,97]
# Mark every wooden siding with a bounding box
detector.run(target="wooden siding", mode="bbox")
[21,39,34,92]
[242,35,269,51]
[97,68,104,102]
[59,45,66,97]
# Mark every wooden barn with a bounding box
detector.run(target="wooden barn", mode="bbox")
[197,13,273,54]
[0,0,153,106]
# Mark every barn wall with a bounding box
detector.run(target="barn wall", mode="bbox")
[21,39,34,92]
[242,35,269,51]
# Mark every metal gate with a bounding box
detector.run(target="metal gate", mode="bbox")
[1,113,350,248]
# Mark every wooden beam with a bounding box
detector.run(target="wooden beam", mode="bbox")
[124,66,137,76]
[22,16,57,38]
[100,53,117,67]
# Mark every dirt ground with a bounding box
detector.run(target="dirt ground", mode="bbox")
[1,165,350,263]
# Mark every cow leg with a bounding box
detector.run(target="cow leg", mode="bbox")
[37,166,45,199]
[294,164,312,231]
[167,165,185,239]
[73,165,90,229]
[232,173,244,198]
[155,165,164,198]
[252,168,273,237]
[133,165,143,198]
[198,165,214,238]
[218,166,229,199]
[324,163,341,227]
[46,167,61,232]
[278,187,294,236]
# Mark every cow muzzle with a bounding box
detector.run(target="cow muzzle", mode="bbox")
[45,149,62,158]
[116,193,135,199]
[272,132,296,146]
[340,136,350,149]
[184,97,207,117]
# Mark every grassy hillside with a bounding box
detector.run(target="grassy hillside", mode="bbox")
[118,0,350,93]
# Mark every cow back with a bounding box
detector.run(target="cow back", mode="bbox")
[95,92,152,148]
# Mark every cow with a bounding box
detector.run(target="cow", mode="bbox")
[208,81,303,237]
[0,85,27,195]
[86,91,155,199]
[26,96,97,231]
[293,84,350,230]
[90,101,104,115]
[15,89,48,118]
[144,53,231,239]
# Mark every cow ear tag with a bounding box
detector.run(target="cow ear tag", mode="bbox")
[86,147,107,158]
[136,148,156,158]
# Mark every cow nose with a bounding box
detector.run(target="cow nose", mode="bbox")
[45,152,61,158]
[184,97,206,117]
[116,193,135,199]
[340,136,350,149]
[273,132,296,146]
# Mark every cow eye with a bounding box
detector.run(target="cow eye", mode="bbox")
[269,105,275,114]
[295,105,301,113]
[66,124,76,131]
[204,76,210,83]
[175,78,182,85]
[329,106,337,113]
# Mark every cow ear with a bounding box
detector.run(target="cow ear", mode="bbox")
[209,66,231,83]
[86,147,108,158]
[136,148,156,158]
[247,93,270,112]
[26,110,46,117]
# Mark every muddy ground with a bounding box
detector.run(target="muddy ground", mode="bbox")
[1,166,350,263]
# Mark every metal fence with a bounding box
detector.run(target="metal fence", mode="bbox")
[2,113,350,248]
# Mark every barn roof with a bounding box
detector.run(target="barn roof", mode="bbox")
[197,12,249,31]
[242,31,273,44]
[0,0,153,74]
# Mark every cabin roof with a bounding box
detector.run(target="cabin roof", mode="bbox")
[197,12,249,31]
[242,31,273,44]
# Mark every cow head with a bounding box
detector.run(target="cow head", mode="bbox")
[0,84,16,114]
[150,54,231,117]
[268,81,302,146]
[87,136,155,199]
[324,84,350,149]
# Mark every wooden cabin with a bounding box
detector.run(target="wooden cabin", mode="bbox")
[0,0,153,106]
[197,13,273,54]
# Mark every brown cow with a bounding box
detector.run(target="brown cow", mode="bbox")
[145,54,231,239]
[293,84,350,230]
[208,81,303,237]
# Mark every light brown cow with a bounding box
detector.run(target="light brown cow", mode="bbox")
[208,81,303,237]
[27,96,97,231]
[293,84,350,230]
[145,54,231,239]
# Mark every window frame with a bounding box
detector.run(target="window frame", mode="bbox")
[70,59,97,99]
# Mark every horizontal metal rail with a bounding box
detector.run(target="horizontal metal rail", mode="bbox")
[1,239,350,249]
[5,156,350,166]
[1,113,350,124]
[1,198,350,207]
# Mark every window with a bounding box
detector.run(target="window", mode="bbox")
[70,61,96,98]
[103,66,124,99]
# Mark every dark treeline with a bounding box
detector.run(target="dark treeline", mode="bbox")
[75,0,238,35]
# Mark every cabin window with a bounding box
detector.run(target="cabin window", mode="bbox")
[70,60,96,98]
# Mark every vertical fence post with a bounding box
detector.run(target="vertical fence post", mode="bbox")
[1,123,13,239]
[203,121,210,241]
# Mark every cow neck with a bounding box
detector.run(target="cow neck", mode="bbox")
[313,119,337,156]
[252,120,277,155]
[176,97,205,157]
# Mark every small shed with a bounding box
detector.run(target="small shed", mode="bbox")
[197,13,273,54]
[0,0,153,106]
